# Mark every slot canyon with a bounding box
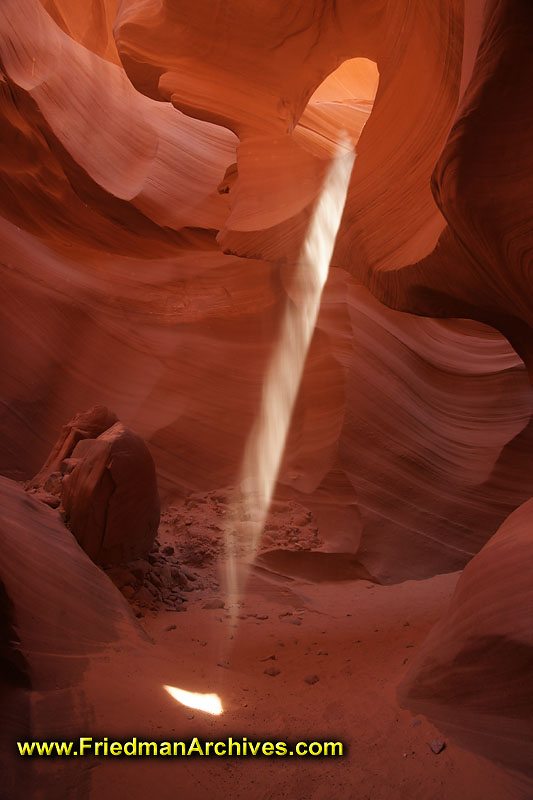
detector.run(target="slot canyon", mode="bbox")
[0,1,532,798]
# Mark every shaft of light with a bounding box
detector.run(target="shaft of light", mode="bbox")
[225,141,355,599]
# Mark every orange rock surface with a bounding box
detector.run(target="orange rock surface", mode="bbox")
[0,0,532,796]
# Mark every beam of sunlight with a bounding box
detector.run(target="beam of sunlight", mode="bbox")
[163,685,223,715]
[225,138,355,603]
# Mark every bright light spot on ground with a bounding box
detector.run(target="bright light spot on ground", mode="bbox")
[164,685,223,715]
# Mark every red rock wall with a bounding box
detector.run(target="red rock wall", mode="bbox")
[1,0,532,584]
[1,0,533,780]
[398,496,533,779]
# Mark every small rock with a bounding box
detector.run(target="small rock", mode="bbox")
[162,565,175,589]
[304,674,320,685]
[148,572,163,589]
[39,492,60,509]
[317,650,328,656]
[178,573,192,590]
[164,624,177,632]
[428,740,446,754]
[264,666,281,677]
[162,545,175,556]
[128,559,151,580]
[202,598,225,610]
[107,567,137,589]
[259,655,276,662]
[135,586,155,605]
[60,457,80,475]
[256,614,269,620]
[121,585,135,600]
[43,472,63,495]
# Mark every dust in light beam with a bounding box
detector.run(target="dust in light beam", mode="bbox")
[225,138,356,601]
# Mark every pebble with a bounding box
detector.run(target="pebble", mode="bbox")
[428,740,446,754]
[264,666,281,677]
[164,624,177,632]
[38,493,60,509]
[202,598,225,610]
[304,674,320,685]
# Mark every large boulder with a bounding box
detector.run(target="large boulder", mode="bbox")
[31,406,160,565]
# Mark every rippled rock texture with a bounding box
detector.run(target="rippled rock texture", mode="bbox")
[0,477,144,798]
[399,497,533,779]
[0,0,532,785]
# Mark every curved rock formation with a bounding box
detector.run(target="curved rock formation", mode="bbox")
[0,477,144,798]
[0,0,532,790]
[370,0,533,373]
[398,497,533,781]
[114,0,461,267]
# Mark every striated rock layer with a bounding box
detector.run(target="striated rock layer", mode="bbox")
[0,477,145,799]
[0,0,532,783]
[370,0,533,374]
[399,497,533,782]
[0,0,532,585]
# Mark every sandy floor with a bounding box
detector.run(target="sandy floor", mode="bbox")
[30,563,523,800]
